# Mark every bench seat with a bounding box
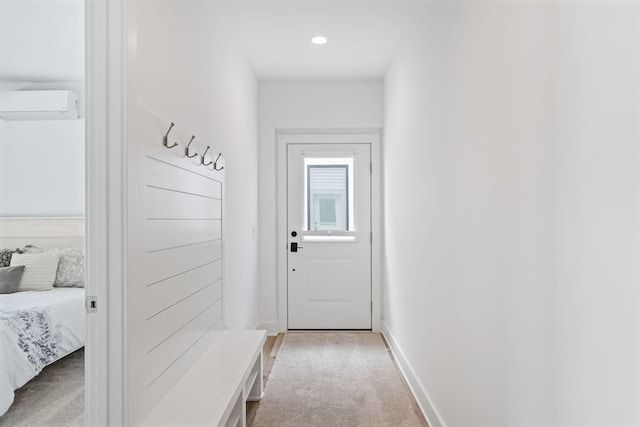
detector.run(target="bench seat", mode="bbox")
[142,330,266,427]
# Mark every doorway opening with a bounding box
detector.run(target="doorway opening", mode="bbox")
[0,0,87,424]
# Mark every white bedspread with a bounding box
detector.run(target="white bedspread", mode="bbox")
[0,288,85,416]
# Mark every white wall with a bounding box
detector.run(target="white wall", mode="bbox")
[0,0,84,83]
[383,3,639,427]
[553,5,640,426]
[257,80,384,332]
[0,0,85,218]
[126,0,259,422]
[0,119,84,217]
[134,0,259,333]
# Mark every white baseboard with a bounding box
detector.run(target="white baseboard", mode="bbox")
[255,321,279,336]
[381,322,447,427]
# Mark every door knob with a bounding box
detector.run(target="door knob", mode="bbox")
[290,242,304,252]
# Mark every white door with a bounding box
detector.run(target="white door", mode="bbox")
[287,143,371,329]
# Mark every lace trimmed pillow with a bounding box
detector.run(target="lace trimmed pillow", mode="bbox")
[0,248,22,268]
[22,246,85,288]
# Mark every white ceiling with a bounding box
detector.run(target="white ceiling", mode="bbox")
[221,0,414,79]
[0,0,417,84]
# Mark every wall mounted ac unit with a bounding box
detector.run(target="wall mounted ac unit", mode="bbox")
[0,90,79,120]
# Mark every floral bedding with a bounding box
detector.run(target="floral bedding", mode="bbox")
[0,288,85,416]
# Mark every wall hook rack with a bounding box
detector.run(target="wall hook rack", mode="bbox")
[213,153,224,171]
[163,122,178,149]
[185,135,198,158]
[200,146,213,167]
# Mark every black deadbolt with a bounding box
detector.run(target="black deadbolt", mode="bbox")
[291,231,297,237]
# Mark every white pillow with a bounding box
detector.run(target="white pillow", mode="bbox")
[22,246,84,288]
[10,253,60,291]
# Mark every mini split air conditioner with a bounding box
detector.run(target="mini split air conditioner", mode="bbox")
[0,90,79,121]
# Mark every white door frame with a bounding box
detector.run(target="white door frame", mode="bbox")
[85,0,127,424]
[276,129,382,332]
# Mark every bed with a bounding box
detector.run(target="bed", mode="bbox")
[0,288,85,415]
[0,217,85,417]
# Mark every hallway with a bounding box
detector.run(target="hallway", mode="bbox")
[81,1,640,425]
[249,333,428,427]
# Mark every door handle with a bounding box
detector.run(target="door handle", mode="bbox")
[290,242,304,252]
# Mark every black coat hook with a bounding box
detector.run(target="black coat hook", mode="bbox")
[213,153,224,171]
[163,122,178,149]
[200,146,213,167]
[185,135,197,158]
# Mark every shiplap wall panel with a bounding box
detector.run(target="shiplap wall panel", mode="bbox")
[145,301,222,387]
[145,219,221,252]
[147,187,222,220]
[145,283,222,354]
[142,240,222,286]
[0,237,85,249]
[129,106,226,424]
[145,323,223,405]
[0,217,84,249]
[145,260,222,319]
[147,156,222,199]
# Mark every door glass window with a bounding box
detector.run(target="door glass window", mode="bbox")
[304,157,355,232]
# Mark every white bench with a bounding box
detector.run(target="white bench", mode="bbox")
[142,330,267,427]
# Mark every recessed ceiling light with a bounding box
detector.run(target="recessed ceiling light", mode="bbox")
[310,36,328,45]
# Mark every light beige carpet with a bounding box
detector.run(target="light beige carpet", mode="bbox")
[252,332,425,427]
[0,348,84,427]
